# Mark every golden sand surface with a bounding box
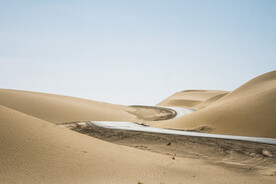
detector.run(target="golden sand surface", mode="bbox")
[153,70,276,138]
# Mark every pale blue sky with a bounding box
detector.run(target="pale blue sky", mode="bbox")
[0,0,275,105]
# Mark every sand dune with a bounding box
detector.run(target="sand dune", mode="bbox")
[0,89,137,123]
[157,90,228,110]
[154,71,276,138]
[0,89,179,124]
[1,103,271,183]
[0,72,275,183]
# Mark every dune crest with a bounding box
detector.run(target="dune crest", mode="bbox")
[157,90,229,110]
[154,70,276,138]
[0,89,137,123]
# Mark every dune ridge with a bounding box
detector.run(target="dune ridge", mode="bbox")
[154,70,276,138]
[0,89,137,123]
[157,90,229,110]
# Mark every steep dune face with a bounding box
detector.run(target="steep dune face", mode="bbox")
[154,71,276,138]
[157,90,229,110]
[0,89,136,124]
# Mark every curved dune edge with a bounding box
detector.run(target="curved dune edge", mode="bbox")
[0,89,180,124]
[0,89,138,124]
[157,90,229,110]
[1,105,272,184]
[153,70,276,138]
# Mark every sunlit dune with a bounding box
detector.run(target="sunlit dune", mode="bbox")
[157,90,229,110]
[153,71,276,138]
[0,89,137,124]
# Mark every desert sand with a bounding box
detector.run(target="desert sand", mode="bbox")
[153,70,276,138]
[157,90,229,110]
[0,89,137,123]
[65,121,276,178]
[2,102,273,183]
[0,71,275,183]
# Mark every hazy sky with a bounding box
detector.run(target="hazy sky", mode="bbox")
[1,0,275,105]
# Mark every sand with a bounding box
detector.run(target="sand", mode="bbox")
[65,122,276,177]
[0,89,177,124]
[2,104,274,183]
[0,71,275,183]
[0,89,137,123]
[153,70,276,138]
[157,90,229,110]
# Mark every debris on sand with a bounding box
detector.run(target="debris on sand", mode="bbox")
[261,149,273,157]
[172,154,176,160]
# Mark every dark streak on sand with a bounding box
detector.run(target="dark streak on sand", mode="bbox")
[61,122,276,176]
[128,105,177,121]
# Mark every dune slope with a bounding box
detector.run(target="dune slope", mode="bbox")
[1,105,271,183]
[157,90,229,110]
[0,104,174,183]
[0,89,137,124]
[154,71,276,138]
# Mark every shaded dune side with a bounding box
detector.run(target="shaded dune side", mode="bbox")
[157,90,228,110]
[154,71,276,138]
[0,89,137,124]
[0,105,263,184]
